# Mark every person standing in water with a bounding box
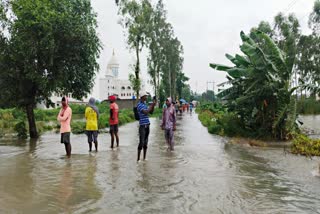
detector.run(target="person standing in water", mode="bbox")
[137,92,156,161]
[161,97,176,151]
[109,95,119,149]
[57,97,72,158]
[85,97,99,152]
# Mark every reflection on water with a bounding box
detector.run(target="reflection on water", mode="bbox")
[0,114,320,213]
[58,163,73,213]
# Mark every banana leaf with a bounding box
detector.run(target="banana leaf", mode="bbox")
[209,63,232,71]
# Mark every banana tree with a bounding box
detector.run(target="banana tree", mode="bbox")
[210,30,300,140]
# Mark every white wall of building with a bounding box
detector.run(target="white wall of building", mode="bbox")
[99,50,145,101]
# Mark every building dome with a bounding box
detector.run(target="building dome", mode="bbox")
[107,49,119,67]
[106,49,119,77]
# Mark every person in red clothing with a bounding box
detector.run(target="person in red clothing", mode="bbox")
[109,95,119,149]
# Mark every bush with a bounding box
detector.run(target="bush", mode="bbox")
[14,121,28,139]
[0,109,14,120]
[36,121,55,134]
[12,108,25,120]
[198,104,253,138]
[34,108,59,121]
[198,110,215,127]
[34,109,46,121]
[291,134,320,156]
[71,121,86,134]
[69,104,86,114]
[99,112,109,128]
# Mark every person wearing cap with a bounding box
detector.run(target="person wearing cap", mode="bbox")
[109,95,119,149]
[85,97,99,152]
[136,91,156,161]
[57,96,72,158]
[160,97,176,151]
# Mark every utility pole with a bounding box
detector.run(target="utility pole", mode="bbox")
[206,81,215,103]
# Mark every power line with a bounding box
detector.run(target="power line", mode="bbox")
[283,0,300,14]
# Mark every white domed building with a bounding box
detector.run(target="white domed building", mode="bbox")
[99,50,145,101]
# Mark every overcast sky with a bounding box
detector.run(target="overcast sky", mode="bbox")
[90,0,314,97]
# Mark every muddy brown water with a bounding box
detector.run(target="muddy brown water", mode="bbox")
[1,113,320,213]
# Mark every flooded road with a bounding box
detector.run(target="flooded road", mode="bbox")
[1,113,320,213]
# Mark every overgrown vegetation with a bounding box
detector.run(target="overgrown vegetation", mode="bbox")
[198,103,320,156]
[197,103,262,139]
[210,30,300,140]
[0,104,162,137]
[291,134,320,156]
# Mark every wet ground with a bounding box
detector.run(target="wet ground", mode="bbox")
[1,113,320,213]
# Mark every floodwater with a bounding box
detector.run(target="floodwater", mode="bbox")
[1,113,320,214]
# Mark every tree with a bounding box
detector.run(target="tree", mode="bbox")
[309,0,320,35]
[201,90,215,102]
[0,0,101,138]
[176,71,189,99]
[116,0,153,97]
[250,13,302,98]
[297,0,320,96]
[210,31,300,140]
[116,0,185,103]
[273,13,301,73]
[250,21,273,41]
[147,0,167,100]
[181,85,192,102]
[160,36,184,100]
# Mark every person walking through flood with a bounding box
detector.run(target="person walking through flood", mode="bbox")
[189,102,193,114]
[57,97,72,158]
[85,97,99,152]
[161,97,176,151]
[109,95,119,149]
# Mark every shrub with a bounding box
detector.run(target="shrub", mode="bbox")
[35,108,59,121]
[71,121,86,134]
[36,121,55,134]
[14,121,28,139]
[99,112,109,128]
[291,134,320,156]
[198,110,215,127]
[34,110,46,121]
[198,104,253,138]
[69,104,86,114]
[0,109,14,120]
[12,108,25,120]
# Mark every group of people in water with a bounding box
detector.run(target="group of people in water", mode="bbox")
[57,93,194,161]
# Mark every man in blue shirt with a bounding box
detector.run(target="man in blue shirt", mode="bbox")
[137,91,156,162]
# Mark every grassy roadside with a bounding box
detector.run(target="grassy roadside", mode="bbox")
[197,103,320,157]
[0,106,162,137]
